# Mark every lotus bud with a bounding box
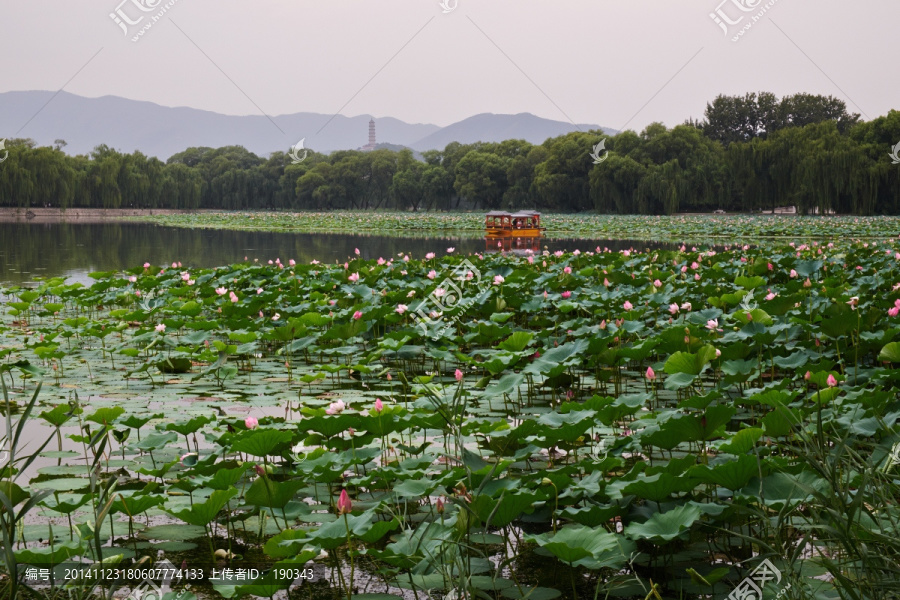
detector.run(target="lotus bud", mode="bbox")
[541,477,553,486]
[337,489,352,515]
[436,497,445,514]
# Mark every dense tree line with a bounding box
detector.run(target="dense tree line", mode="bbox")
[1,93,898,215]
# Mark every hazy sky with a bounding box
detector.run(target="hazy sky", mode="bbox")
[1,0,894,133]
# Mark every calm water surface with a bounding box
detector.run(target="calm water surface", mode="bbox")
[0,222,675,285]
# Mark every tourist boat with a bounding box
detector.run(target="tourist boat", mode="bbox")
[484,211,545,238]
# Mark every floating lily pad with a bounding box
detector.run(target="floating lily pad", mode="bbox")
[139,524,207,541]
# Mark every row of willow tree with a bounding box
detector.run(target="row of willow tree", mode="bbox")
[1,93,899,215]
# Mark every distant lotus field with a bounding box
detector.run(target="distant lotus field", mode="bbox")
[135,211,900,242]
[2,238,900,599]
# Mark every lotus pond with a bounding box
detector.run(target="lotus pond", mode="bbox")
[134,211,900,243]
[2,240,900,600]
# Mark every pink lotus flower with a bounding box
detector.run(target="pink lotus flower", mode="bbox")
[354,248,360,256]
[804,371,811,380]
[600,320,606,329]
[603,278,610,287]
[272,313,280,321]
[645,366,656,381]
[426,252,435,260]
[143,262,151,268]
[245,416,259,429]
[427,270,437,280]
[563,266,572,274]
[653,279,662,288]
[155,324,166,333]
[668,303,679,315]
[348,272,360,283]
[326,400,346,415]
[790,269,798,278]
[396,304,408,315]
[256,288,263,294]
[803,278,811,288]
[706,319,719,331]
[680,302,692,311]
[353,310,363,320]
[455,368,463,381]
[826,374,838,387]
[289,259,296,266]
[765,292,776,301]
[561,291,571,299]
[216,287,227,295]
[337,490,352,515]
[493,275,505,285]
[447,247,455,253]
[374,398,383,412]
[767,263,773,271]
[229,291,240,302]
[377,257,386,265]
[623,301,633,310]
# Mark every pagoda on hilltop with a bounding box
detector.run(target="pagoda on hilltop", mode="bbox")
[361,118,377,151]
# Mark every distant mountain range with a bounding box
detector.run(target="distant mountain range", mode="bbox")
[0,91,614,160]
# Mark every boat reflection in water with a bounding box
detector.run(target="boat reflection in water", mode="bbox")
[484,210,545,254]
[485,235,543,254]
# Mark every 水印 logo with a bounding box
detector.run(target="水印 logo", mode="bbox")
[590,139,608,164]
[439,0,458,14]
[109,0,181,42]
[729,558,791,600]
[412,259,481,335]
[289,139,308,164]
[0,139,8,163]
[889,141,900,165]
